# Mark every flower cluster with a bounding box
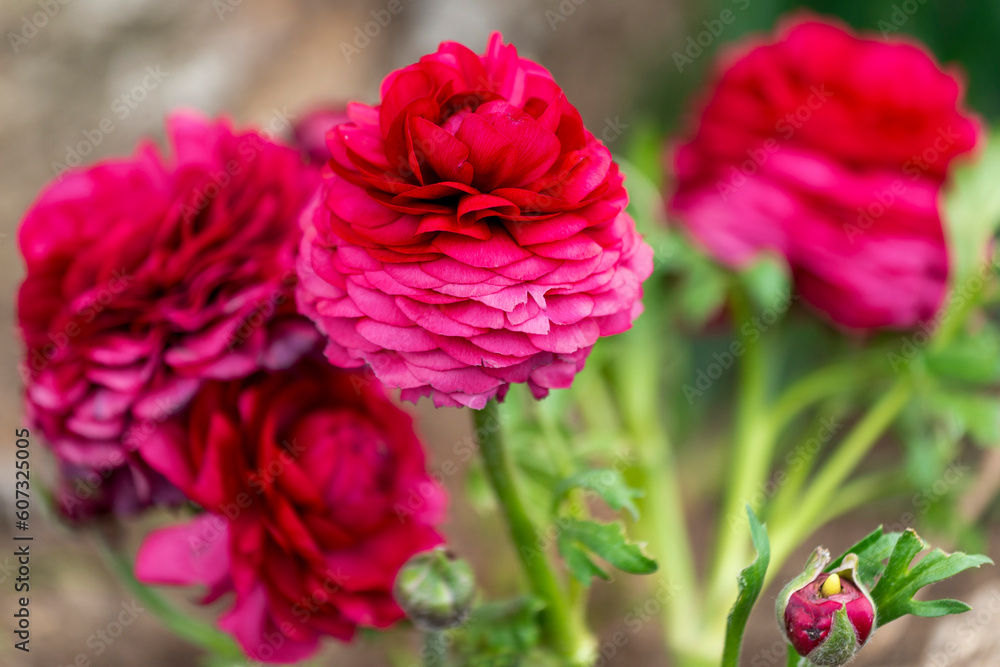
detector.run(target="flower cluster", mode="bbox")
[14,18,990,667]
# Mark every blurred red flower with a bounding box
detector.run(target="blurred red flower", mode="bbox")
[669,17,980,329]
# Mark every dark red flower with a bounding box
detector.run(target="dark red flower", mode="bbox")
[136,359,446,663]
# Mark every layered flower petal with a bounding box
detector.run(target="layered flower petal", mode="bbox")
[298,33,653,407]
[18,112,319,518]
[136,360,446,663]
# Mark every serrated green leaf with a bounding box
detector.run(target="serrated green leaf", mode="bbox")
[826,526,901,589]
[556,518,657,586]
[552,469,643,520]
[722,506,770,667]
[869,529,993,626]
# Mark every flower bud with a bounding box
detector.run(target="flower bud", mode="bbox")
[394,548,476,631]
[776,549,876,666]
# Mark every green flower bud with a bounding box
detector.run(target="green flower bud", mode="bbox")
[394,548,477,631]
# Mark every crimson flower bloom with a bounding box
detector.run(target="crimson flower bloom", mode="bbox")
[136,360,446,663]
[669,17,980,329]
[17,112,319,517]
[297,32,653,408]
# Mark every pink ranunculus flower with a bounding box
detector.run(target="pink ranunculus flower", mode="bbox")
[297,32,654,409]
[17,112,320,517]
[669,16,980,329]
[136,360,446,663]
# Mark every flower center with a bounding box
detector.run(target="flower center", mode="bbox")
[820,573,843,597]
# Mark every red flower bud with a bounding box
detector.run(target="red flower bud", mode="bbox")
[777,550,876,666]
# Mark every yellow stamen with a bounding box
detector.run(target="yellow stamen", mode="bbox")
[821,573,842,597]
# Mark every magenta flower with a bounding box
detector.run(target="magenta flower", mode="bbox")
[136,360,446,663]
[778,551,876,666]
[297,32,653,408]
[669,17,980,329]
[17,112,319,517]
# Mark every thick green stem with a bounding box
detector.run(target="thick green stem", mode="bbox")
[633,422,711,662]
[95,532,245,660]
[767,380,913,581]
[473,401,593,666]
[422,631,447,667]
[705,287,770,626]
[609,304,703,662]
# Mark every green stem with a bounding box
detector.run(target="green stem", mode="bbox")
[705,286,770,626]
[473,401,593,666]
[609,312,704,663]
[767,405,846,529]
[767,362,863,437]
[767,380,913,581]
[94,532,245,660]
[422,631,447,667]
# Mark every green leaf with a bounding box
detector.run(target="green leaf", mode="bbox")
[739,254,791,313]
[934,390,1000,446]
[826,526,901,589]
[552,469,643,520]
[926,326,1000,385]
[556,518,657,586]
[869,529,993,626]
[451,597,545,667]
[722,506,770,667]
[677,258,730,328]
